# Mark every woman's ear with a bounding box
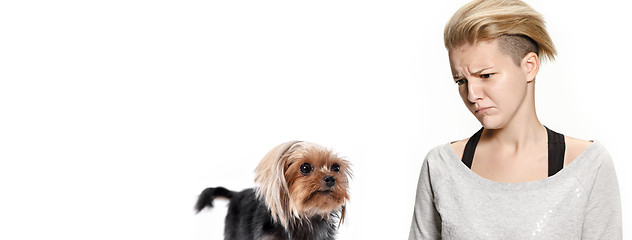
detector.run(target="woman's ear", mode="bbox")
[522,52,539,83]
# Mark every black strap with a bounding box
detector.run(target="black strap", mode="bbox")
[462,128,483,169]
[546,127,565,177]
[461,127,566,177]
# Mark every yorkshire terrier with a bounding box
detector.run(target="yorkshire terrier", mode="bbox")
[195,141,351,240]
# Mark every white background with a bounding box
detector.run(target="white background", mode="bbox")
[1,0,630,239]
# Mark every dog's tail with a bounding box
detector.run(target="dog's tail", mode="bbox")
[194,187,235,213]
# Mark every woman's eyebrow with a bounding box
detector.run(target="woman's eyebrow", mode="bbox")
[471,67,493,75]
[453,66,493,79]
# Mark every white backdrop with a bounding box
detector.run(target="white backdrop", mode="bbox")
[1,1,630,239]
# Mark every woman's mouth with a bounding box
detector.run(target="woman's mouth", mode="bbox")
[475,106,493,114]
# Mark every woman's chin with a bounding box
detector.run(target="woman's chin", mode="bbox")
[477,116,504,129]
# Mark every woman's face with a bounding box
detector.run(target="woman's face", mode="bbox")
[448,39,538,129]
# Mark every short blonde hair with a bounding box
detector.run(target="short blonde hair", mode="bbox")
[444,0,556,63]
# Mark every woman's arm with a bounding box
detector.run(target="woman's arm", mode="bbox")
[409,158,441,240]
[581,151,622,239]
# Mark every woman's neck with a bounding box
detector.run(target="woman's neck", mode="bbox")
[482,114,546,153]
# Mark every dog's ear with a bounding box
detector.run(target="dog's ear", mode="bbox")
[254,140,302,229]
[338,205,346,228]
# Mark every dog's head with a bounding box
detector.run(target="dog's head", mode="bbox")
[254,141,351,230]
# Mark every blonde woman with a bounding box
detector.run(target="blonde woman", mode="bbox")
[409,0,622,239]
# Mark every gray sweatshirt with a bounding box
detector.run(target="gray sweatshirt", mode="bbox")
[409,141,621,239]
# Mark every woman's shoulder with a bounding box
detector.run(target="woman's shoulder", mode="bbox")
[561,136,616,186]
[421,142,462,178]
[425,141,461,159]
[423,141,467,169]
[564,136,595,167]
[449,138,468,161]
[563,139,616,195]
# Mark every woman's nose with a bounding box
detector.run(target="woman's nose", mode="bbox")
[467,81,483,103]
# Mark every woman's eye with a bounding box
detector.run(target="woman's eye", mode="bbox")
[455,78,467,85]
[299,163,313,175]
[331,163,340,172]
[480,73,493,79]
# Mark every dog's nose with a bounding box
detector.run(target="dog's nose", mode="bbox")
[323,176,336,187]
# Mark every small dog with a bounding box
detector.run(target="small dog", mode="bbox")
[195,141,351,240]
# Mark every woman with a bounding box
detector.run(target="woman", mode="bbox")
[409,0,622,239]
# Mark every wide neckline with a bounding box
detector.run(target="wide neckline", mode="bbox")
[440,140,600,191]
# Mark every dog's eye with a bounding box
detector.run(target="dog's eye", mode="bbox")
[299,163,313,175]
[331,163,340,172]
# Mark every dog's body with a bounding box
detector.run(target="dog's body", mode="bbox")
[196,187,338,240]
[195,141,350,240]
